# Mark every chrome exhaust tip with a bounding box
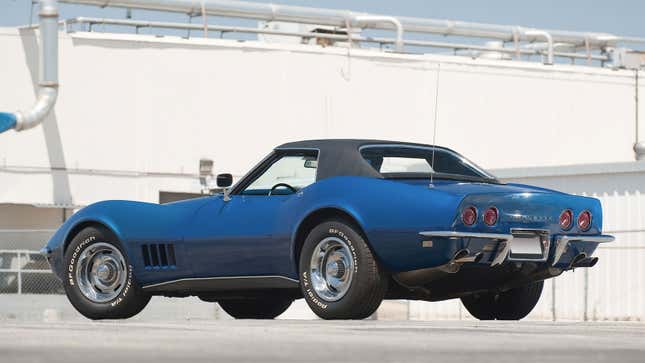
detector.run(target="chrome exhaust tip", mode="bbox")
[443,249,484,272]
[567,253,587,269]
[453,249,470,261]
[571,256,599,268]
[454,251,484,264]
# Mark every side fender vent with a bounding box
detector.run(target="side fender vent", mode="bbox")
[141,243,177,270]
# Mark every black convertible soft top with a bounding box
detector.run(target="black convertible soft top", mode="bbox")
[275,139,455,181]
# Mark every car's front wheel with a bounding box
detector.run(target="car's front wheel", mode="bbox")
[299,219,388,320]
[461,280,544,320]
[218,297,293,319]
[63,226,151,320]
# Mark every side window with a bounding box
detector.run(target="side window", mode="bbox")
[378,157,433,173]
[242,153,318,195]
[362,147,482,178]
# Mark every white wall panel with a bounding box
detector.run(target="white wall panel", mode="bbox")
[0,29,638,206]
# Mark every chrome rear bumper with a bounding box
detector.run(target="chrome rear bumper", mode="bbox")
[552,235,614,266]
[419,231,614,267]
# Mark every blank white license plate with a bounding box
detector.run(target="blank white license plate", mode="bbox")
[511,236,543,255]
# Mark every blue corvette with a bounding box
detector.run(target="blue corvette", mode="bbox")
[42,139,614,320]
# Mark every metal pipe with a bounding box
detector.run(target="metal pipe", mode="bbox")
[59,0,645,47]
[568,252,588,269]
[0,0,58,133]
[453,251,483,264]
[66,16,359,40]
[571,256,599,268]
[59,17,610,62]
[635,70,645,160]
[353,15,404,52]
[524,29,554,65]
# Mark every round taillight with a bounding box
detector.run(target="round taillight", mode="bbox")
[559,210,573,230]
[578,210,592,231]
[462,206,477,226]
[483,207,498,226]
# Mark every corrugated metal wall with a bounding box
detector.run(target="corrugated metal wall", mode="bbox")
[409,169,645,321]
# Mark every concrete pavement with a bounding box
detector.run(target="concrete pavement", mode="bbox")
[0,320,643,363]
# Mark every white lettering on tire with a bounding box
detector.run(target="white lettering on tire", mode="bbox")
[111,266,133,307]
[329,227,359,273]
[302,271,328,309]
[67,236,95,286]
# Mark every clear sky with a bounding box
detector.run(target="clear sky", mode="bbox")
[1,0,644,39]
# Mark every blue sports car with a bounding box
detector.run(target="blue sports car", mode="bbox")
[42,139,614,320]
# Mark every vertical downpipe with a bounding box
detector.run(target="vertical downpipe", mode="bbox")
[0,0,59,133]
[635,69,645,160]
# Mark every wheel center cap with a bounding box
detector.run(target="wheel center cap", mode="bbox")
[326,260,346,278]
[96,263,112,281]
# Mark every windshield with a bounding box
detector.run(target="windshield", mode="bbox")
[242,154,318,195]
[360,145,498,183]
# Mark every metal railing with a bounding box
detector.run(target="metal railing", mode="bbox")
[45,0,645,68]
[59,17,612,65]
[18,0,645,68]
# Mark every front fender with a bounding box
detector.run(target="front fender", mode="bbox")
[44,198,211,280]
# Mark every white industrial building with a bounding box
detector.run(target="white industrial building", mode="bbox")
[0,0,643,321]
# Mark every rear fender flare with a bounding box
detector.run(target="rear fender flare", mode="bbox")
[290,205,378,272]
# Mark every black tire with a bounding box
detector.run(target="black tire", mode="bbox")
[299,219,387,320]
[218,297,293,319]
[63,226,151,320]
[461,280,544,321]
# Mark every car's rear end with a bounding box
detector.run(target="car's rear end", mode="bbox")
[427,189,612,269]
[396,185,613,303]
[359,143,612,274]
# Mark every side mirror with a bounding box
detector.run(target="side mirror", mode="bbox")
[216,173,233,188]
[216,173,233,202]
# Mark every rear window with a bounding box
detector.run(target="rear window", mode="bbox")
[360,145,496,182]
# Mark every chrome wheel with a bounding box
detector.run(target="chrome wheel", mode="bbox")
[75,242,127,303]
[309,237,354,302]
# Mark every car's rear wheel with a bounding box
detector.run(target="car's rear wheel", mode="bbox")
[63,226,151,320]
[218,297,293,319]
[461,280,544,320]
[299,219,387,320]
